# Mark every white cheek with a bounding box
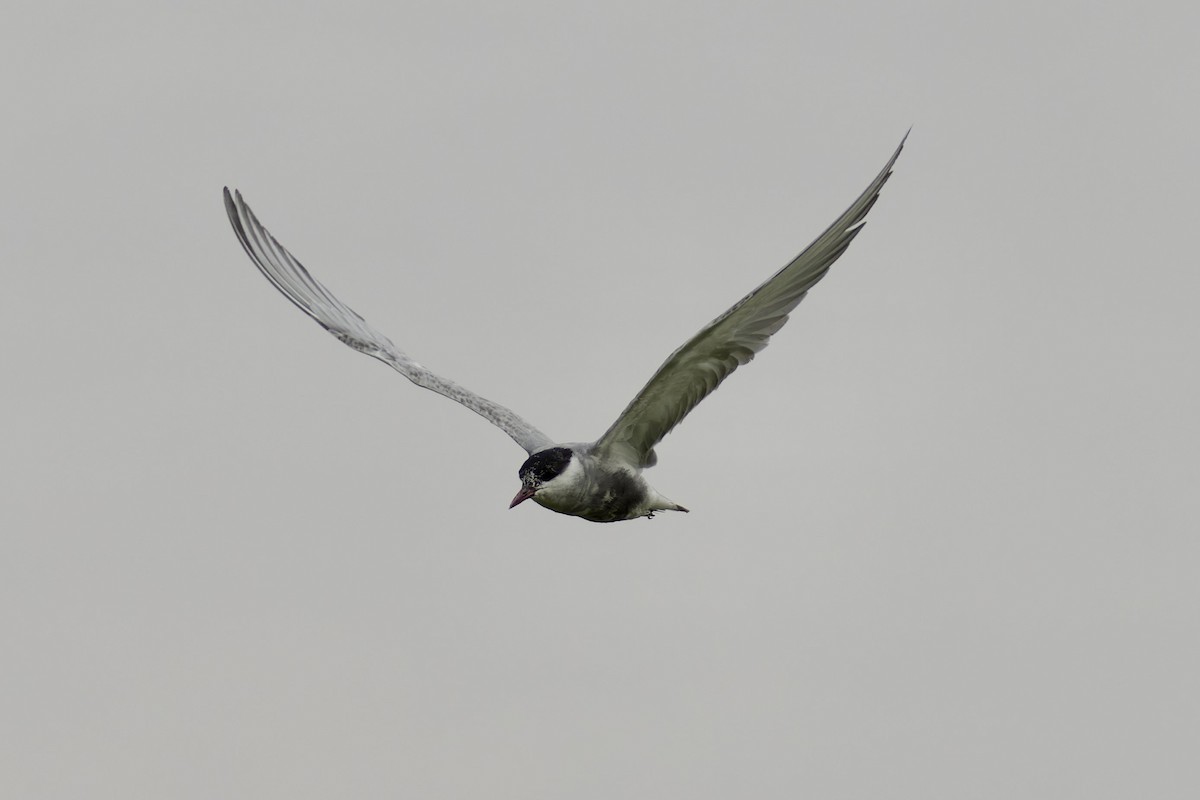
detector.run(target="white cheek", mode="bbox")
[540,456,585,497]
[561,455,586,485]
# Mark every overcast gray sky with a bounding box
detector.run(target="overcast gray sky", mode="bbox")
[4,1,1198,797]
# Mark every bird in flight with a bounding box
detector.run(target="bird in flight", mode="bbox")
[225,133,905,522]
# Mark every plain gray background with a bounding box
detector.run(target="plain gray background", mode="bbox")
[4,1,1197,797]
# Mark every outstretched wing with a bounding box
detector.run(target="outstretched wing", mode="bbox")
[224,189,555,455]
[593,133,906,467]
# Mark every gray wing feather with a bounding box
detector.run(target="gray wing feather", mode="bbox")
[593,133,906,467]
[224,188,555,455]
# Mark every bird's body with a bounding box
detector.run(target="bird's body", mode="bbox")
[514,445,687,523]
[225,133,906,522]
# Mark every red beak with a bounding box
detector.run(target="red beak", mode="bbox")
[509,485,537,509]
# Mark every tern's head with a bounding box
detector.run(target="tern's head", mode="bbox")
[510,447,574,508]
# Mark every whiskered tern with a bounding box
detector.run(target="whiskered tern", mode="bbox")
[225,134,905,522]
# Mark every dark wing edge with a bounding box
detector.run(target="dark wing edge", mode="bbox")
[223,188,555,455]
[592,132,907,467]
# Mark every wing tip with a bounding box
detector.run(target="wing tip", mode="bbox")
[222,186,238,224]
